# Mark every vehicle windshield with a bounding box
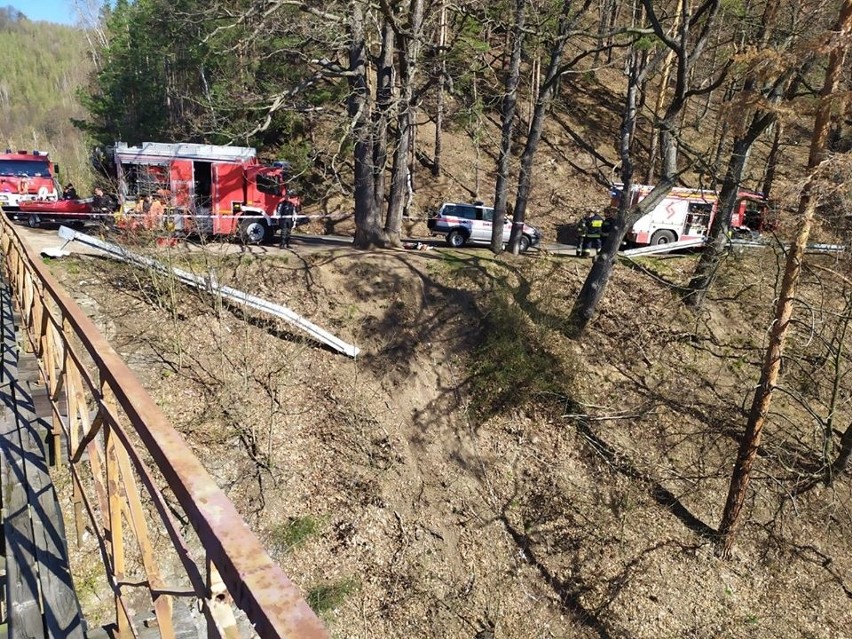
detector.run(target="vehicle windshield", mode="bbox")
[0,159,52,177]
[257,171,284,196]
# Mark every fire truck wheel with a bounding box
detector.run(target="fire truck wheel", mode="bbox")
[239,219,271,244]
[446,229,467,248]
[26,214,41,228]
[650,229,677,245]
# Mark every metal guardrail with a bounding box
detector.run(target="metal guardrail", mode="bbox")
[619,238,706,257]
[618,237,846,258]
[57,226,359,358]
[0,213,328,638]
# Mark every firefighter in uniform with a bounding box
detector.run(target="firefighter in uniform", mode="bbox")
[278,201,297,249]
[600,208,615,251]
[582,211,604,257]
[576,215,587,256]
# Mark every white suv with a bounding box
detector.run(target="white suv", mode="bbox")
[427,202,542,252]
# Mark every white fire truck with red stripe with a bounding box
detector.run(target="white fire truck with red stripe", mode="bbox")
[611,183,773,246]
[0,149,59,211]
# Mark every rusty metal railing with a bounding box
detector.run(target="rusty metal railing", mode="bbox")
[0,213,328,639]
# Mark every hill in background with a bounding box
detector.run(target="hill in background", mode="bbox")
[0,6,93,189]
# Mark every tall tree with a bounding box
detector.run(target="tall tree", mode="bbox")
[373,18,396,213]
[642,0,723,180]
[685,0,819,307]
[490,0,527,254]
[568,2,675,333]
[685,72,796,307]
[716,0,852,557]
[645,0,683,183]
[384,0,427,247]
[432,0,448,178]
[507,0,592,255]
[349,0,383,248]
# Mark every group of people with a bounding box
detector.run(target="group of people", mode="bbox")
[60,180,300,246]
[133,193,167,230]
[576,208,616,257]
[63,181,117,216]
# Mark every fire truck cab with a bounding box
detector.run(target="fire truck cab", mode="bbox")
[110,141,300,243]
[0,149,59,211]
[611,184,772,246]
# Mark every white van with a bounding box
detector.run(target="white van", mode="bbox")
[427,202,542,252]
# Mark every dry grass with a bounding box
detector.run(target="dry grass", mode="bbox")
[48,235,851,639]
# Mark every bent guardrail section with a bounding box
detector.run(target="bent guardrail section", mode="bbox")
[0,214,328,638]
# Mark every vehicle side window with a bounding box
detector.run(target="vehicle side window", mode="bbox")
[479,207,493,222]
[446,205,476,220]
[257,173,282,195]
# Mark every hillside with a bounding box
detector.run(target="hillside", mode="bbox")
[0,6,93,187]
[8,3,851,636]
[44,224,850,637]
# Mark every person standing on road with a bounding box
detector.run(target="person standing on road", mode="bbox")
[62,183,78,200]
[92,186,116,216]
[147,194,165,230]
[278,201,297,249]
[576,215,588,256]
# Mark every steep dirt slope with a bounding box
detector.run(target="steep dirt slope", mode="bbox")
[51,237,851,639]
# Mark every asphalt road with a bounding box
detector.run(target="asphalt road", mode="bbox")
[9,220,577,260]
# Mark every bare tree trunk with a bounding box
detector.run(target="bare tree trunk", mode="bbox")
[717,0,852,556]
[645,0,682,184]
[685,0,803,307]
[761,122,783,198]
[508,0,587,255]
[528,54,540,132]
[433,0,447,177]
[606,0,620,63]
[568,2,673,332]
[491,0,527,254]
[373,19,395,213]
[349,0,383,248]
[716,183,817,556]
[386,0,425,248]
[685,109,779,307]
[642,0,721,180]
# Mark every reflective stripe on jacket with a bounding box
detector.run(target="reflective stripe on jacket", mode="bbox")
[585,214,604,238]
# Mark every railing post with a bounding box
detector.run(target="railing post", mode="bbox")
[104,391,132,638]
[207,559,240,639]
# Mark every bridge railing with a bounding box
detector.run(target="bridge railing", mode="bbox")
[0,214,328,639]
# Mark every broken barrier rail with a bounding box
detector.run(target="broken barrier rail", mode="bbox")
[0,213,328,637]
[56,226,359,358]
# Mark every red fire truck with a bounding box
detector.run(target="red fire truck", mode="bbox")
[611,183,773,246]
[109,141,301,243]
[0,149,60,211]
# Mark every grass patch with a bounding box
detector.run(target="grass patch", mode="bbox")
[269,516,320,553]
[469,293,568,417]
[307,577,359,614]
